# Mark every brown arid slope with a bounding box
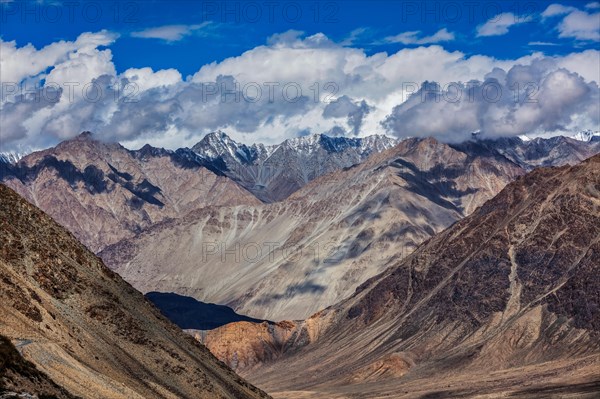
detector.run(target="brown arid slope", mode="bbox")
[0,183,270,399]
[208,154,600,398]
[101,137,527,321]
[0,334,78,398]
[0,132,260,252]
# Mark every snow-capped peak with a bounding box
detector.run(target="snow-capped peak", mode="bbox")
[0,150,30,164]
[571,130,600,142]
[192,131,269,165]
[191,131,399,167]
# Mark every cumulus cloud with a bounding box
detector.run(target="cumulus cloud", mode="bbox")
[0,30,118,83]
[266,30,306,46]
[0,87,60,145]
[121,68,183,92]
[131,23,213,42]
[586,2,600,9]
[556,50,600,84]
[323,95,372,135]
[382,62,599,142]
[477,13,533,37]
[385,28,455,45]
[0,30,599,152]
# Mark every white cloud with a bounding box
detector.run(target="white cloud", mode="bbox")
[0,30,117,83]
[541,4,577,19]
[385,28,455,45]
[477,13,533,37]
[266,30,305,46]
[558,10,600,41]
[528,41,560,46]
[586,2,600,9]
[121,68,183,92]
[340,27,370,46]
[131,23,212,42]
[556,50,600,83]
[44,41,116,89]
[382,63,599,142]
[0,31,599,152]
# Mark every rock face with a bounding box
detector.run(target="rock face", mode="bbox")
[229,154,600,398]
[101,136,534,321]
[191,131,398,202]
[0,132,260,252]
[0,183,270,399]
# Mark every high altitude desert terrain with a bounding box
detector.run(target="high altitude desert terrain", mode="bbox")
[202,154,600,398]
[1,132,599,399]
[2,1,600,397]
[3,132,598,322]
[0,183,270,399]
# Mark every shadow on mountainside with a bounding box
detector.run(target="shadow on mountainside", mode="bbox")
[146,292,270,330]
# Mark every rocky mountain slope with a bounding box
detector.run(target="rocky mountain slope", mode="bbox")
[0,132,260,252]
[101,136,594,321]
[191,131,398,202]
[0,183,270,399]
[216,154,600,398]
[0,131,396,252]
[0,334,78,399]
[2,132,596,258]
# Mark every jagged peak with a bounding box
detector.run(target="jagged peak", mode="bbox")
[132,143,173,159]
[572,130,600,142]
[193,131,398,157]
[0,151,28,165]
[195,130,234,146]
[77,131,94,139]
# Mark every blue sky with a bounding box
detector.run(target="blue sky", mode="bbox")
[2,0,598,76]
[0,0,599,151]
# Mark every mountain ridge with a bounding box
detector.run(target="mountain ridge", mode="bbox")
[0,182,270,399]
[0,132,261,252]
[191,131,399,202]
[212,154,600,398]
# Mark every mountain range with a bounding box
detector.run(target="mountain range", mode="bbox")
[0,132,396,253]
[2,131,598,322]
[205,154,600,398]
[191,131,398,202]
[0,132,260,253]
[100,134,599,321]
